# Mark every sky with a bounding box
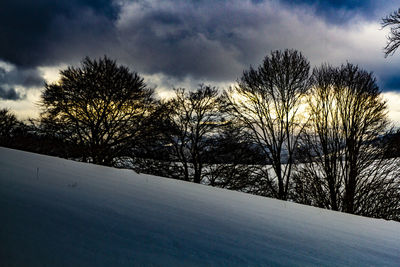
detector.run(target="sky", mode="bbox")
[1,0,400,122]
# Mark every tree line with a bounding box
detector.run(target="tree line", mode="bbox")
[1,51,399,221]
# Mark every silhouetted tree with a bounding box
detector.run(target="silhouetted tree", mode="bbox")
[225,49,310,200]
[40,56,154,166]
[382,8,400,57]
[159,85,223,183]
[293,63,400,220]
[385,129,400,158]
[205,121,265,191]
[0,108,19,146]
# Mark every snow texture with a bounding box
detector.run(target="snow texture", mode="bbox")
[0,147,399,266]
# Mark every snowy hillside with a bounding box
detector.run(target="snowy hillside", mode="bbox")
[0,147,399,266]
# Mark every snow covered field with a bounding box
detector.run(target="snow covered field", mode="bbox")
[0,147,399,266]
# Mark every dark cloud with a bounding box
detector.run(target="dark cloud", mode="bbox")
[0,66,42,100]
[380,74,400,92]
[117,0,283,81]
[0,67,43,87]
[115,0,400,88]
[0,0,119,67]
[279,0,396,25]
[0,87,23,100]
[0,0,399,93]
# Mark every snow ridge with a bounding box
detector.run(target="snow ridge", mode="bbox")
[0,147,399,266]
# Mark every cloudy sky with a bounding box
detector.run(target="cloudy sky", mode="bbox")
[1,0,400,122]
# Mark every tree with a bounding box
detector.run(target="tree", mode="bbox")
[0,108,19,146]
[225,49,310,200]
[385,130,400,158]
[291,65,342,210]
[40,56,154,166]
[205,121,265,192]
[158,85,223,183]
[382,8,400,57]
[293,63,400,220]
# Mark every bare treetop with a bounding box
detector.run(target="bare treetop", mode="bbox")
[382,8,400,57]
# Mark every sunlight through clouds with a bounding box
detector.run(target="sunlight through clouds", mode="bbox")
[383,91,400,125]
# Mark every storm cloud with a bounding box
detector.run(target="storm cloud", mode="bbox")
[280,0,393,24]
[115,0,400,83]
[0,65,44,100]
[0,0,399,94]
[0,0,119,67]
[0,87,21,100]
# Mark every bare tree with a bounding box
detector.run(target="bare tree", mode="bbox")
[0,108,19,146]
[225,49,310,200]
[382,8,400,57]
[205,121,264,191]
[293,63,400,220]
[40,56,154,166]
[159,85,223,183]
[292,65,343,210]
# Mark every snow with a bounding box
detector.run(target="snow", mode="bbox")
[0,147,399,266]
